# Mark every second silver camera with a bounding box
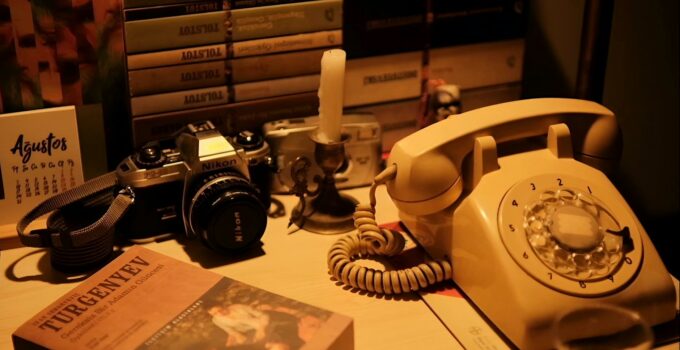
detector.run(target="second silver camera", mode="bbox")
[263,114,382,193]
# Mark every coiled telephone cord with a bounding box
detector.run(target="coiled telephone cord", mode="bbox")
[327,165,452,294]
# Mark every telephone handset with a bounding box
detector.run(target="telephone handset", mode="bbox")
[328,98,677,349]
[387,98,621,216]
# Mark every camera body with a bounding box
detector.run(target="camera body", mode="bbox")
[115,121,271,253]
[263,114,382,193]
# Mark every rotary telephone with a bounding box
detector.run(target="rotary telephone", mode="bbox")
[328,98,677,349]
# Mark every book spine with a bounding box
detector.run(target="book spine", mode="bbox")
[126,30,340,70]
[231,0,316,9]
[429,39,524,90]
[124,0,342,53]
[230,48,327,83]
[231,0,341,41]
[124,1,225,21]
[130,86,230,116]
[127,43,229,70]
[123,0,310,10]
[231,29,341,58]
[233,74,319,102]
[128,60,228,96]
[123,0,206,9]
[343,51,423,107]
[124,11,227,53]
[131,92,319,146]
[130,73,321,116]
[128,48,329,96]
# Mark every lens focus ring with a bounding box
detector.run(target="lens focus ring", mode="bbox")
[189,173,267,253]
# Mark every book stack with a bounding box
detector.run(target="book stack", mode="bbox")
[341,0,526,151]
[122,0,343,146]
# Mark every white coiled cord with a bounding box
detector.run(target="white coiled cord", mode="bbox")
[327,165,452,294]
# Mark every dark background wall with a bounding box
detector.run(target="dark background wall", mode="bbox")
[523,0,679,274]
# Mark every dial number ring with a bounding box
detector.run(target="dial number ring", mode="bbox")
[498,174,643,297]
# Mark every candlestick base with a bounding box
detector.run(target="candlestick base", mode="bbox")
[289,134,358,234]
[290,190,357,234]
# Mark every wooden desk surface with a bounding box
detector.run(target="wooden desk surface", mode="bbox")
[0,186,463,350]
[2,186,678,350]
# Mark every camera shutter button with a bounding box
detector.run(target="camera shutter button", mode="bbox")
[234,131,264,150]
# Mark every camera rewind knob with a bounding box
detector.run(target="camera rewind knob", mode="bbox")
[133,143,166,168]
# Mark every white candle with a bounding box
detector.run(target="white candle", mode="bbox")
[317,49,345,143]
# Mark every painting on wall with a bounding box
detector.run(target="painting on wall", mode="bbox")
[0,0,124,113]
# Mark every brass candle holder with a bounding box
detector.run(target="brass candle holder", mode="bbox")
[289,134,358,234]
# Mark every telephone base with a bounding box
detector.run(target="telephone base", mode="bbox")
[399,148,677,349]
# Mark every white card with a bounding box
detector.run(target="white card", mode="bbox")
[0,106,85,226]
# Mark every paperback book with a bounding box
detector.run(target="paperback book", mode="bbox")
[131,91,319,146]
[12,245,354,350]
[129,74,320,116]
[124,0,342,53]
[127,48,328,96]
[124,0,319,21]
[124,0,228,21]
[343,51,423,107]
[429,39,524,90]
[126,30,341,69]
[123,0,312,10]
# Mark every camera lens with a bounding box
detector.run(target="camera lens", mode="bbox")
[189,172,267,253]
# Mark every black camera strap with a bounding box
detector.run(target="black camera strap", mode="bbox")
[16,172,135,270]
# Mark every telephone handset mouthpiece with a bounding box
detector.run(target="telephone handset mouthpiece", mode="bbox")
[386,98,622,216]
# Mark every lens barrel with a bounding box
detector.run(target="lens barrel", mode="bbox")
[189,172,267,253]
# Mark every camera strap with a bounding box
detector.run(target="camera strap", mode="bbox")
[16,172,135,269]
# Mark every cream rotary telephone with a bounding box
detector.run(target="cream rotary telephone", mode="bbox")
[328,98,677,349]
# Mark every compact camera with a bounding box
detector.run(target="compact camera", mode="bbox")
[115,121,272,254]
[263,114,382,193]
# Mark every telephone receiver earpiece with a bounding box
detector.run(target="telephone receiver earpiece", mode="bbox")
[386,98,622,216]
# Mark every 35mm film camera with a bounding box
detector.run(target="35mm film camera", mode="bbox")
[116,121,272,254]
[17,121,273,270]
[263,114,382,194]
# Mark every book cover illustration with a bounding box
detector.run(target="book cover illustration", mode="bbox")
[141,278,335,349]
[13,246,353,350]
